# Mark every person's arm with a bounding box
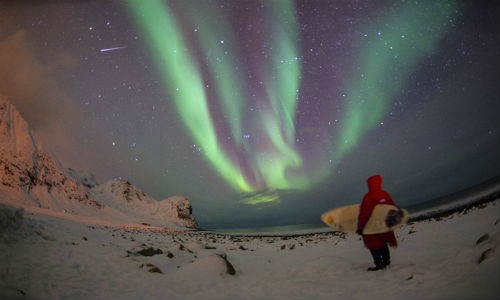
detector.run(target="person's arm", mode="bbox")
[357,197,376,233]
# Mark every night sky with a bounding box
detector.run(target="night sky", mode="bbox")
[1,1,499,229]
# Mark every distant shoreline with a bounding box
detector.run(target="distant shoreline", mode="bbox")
[408,191,499,223]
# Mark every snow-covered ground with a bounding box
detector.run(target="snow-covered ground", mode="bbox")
[1,199,498,300]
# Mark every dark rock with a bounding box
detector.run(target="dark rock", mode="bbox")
[477,248,494,264]
[475,233,490,245]
[216,253,236,275]
[137,247,163,257]
[146,263,163,274]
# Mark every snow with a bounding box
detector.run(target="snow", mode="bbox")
[1,200,498,300]
[91,180,198,229]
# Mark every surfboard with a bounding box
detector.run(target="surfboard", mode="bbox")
[320,204,409,234]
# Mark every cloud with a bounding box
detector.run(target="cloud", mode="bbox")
[0,29,92,171]
[0,30,80,129]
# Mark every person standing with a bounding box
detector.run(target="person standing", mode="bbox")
[356,175,398,271]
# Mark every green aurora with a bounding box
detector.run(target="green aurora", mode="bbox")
[126,0,462,204]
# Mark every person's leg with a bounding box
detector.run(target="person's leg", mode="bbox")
[380,244,391,267]
[368,249,384,271]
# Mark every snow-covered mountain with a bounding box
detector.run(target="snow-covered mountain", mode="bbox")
[0,96,100,210]
[0,96,197,229]
[92,180,197,228]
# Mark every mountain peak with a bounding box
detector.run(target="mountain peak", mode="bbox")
[0,96,198,229]
[0,96,39,157]
[0,96,100,210]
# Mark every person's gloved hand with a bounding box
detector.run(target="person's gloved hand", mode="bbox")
[356,229,363,236]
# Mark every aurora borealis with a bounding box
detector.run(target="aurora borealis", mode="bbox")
[126,1,463,200]
[126,0,304,196]
[335,1,462,161]
[1,0,499,228]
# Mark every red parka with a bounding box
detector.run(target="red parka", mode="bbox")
[357,175,398,250]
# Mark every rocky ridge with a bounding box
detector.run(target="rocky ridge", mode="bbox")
[0,95,197,229]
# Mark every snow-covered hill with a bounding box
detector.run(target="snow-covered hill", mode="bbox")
[0,96,197,229]
[92,180,197,228]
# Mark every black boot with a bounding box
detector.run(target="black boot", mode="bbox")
[380,244,391,267]
[368,249,386,271]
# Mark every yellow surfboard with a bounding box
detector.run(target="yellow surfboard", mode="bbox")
[320,204,409,234]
